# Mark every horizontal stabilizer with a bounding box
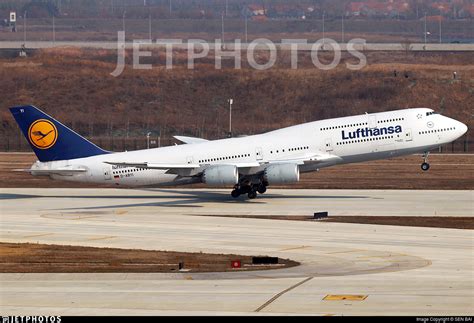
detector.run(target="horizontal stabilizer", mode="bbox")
[14,168,88,176]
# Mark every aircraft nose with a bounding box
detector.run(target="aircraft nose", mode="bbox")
[457,121,468,136]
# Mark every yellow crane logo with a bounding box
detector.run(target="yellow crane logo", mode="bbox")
[28,119,58,149]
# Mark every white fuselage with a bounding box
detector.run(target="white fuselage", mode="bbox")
[31,108,468,187]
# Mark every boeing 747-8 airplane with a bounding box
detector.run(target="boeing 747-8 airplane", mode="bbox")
[10,105,467,199]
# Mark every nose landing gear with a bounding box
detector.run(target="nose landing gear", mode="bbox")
[421,152,430,171]
[421,162,430,171]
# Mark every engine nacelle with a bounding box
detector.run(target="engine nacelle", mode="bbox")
[263,163,300,185]
[202,165,239,186]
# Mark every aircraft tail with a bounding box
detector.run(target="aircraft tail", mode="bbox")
[9,105,109,162]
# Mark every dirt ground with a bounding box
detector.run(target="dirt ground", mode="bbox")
[323,216,474,229]
[0,242,298,273]
[191,215,474,230]
[1,152,473,190]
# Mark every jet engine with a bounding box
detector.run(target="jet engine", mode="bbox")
[202,165,239,186]
[263,163,300,185]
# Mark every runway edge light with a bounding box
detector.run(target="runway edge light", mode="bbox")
[231,260,241,269]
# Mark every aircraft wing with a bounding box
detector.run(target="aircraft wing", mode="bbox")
[105,153,337,173]
[104,162,200,170]
[173,136,209,144]
[103,161,261,177]
[267,153,342,166]
[104,161,260,170]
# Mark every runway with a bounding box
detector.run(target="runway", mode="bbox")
[0,188,473,315]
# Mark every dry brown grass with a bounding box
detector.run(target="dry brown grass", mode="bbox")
[0,48,474,156]
[0,48,472,151]
[189,215,474,230]
[0,242,298,273]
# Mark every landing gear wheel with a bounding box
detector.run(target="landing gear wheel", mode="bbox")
[240,185,251,194]
[248,190,257,199]
[421,151,430,172]
[257,185,267,194]
[421,162,430,171]
[231,190,241,198]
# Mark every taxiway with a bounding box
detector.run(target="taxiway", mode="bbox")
[0,188,472,315]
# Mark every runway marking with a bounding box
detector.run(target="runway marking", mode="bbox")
[326,250,364,255]
[357,254,396,259]
[254,277,313,312]
[323,295,368,301]
[41,213,98,220]
[86,236,116,241]
[279,245,311,251]
[22,233,53,238]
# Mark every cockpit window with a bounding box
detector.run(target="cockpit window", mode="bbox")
[426,111,438,116]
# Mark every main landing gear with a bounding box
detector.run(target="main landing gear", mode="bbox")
[421,152,430,171]
[231,182,267,199]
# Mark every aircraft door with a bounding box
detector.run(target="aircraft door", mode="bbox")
[103,167,111,180]
[325,138,333,152]
[186,156,194,164]
[256,147,263,160]
[405,128,413,142]
[369,115,377,129]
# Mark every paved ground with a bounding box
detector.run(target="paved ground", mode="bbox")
[0,188,472,315]
[1,41,473,51]
[1,188,467,216]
